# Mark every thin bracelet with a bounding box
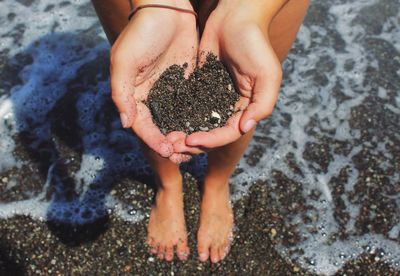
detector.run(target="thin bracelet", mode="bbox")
[128,4,198,20]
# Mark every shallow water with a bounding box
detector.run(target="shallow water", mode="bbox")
[0,0,399,275]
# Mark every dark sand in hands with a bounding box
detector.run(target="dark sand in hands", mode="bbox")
[147,53,240,135]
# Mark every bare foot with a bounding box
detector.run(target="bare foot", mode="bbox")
[147,184,189,261]
[197,184,234,263]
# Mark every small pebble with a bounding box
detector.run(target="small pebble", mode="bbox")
[211,111,221,120]
[210,111,222,124]
[123,265,132,273]
[270,228,277,239]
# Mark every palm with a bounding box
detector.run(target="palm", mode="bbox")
[111,10,198,160]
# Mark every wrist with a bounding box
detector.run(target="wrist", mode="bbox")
[217,0,287,26]
[132,0,194,11]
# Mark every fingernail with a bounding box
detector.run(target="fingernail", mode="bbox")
[120,113,130,128]
[243,119,256,133]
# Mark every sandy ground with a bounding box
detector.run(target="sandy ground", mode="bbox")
[1,175,398,275]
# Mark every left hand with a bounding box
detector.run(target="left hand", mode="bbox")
[109,1,199,163]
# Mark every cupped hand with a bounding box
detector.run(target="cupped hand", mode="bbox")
[110,3,197,162]
[184,2,283,150]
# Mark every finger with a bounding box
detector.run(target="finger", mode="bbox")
[235,36,283,132]
[186,111,242,148]
[167,131,204,155]
[132,102,173,158]
[174,139,205,155]
[239,68,281,133]
[110,41,138,129]
[166,131,188,145]
[169,153,192,164]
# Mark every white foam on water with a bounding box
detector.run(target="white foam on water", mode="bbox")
[0,0,100,56]
[0,98,20,172]
[74,153,105,195]
[0,199,50,221]
[0,0,399,274]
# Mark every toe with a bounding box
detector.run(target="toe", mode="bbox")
[176,238,190,261]
[219,242,230,261]
[157,245,166,260]
[197,235,212,262]
[165,245,174,261]
[149,239,160,254]
[210,245,220,263]
[147,237,157,254]
[150,246,158,255]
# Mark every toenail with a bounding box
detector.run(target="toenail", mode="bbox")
[211,256,219,263]
[178,251,188,257]
[199,253,207,261]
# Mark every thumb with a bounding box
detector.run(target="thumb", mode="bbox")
[110,51,137,129]
[239,69,282,133]
[198,27,220,66]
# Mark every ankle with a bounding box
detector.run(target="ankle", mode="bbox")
[157,186,183,197]
[202,184,230,202]
[203,177,230,194]
[156,174,183,191]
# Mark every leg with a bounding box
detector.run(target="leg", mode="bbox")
[196,0,310,263]
[92,0,189,261]
[143,146,189,261]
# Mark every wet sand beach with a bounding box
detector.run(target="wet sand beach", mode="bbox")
[0,0,399,275]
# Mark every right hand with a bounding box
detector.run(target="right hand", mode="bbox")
[110,2,198,162]
[183,0,283,151]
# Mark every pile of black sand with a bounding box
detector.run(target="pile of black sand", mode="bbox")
[146,53,240,134]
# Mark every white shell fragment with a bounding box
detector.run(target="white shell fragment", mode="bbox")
[211,111,221,120]
[210,111,222,125]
